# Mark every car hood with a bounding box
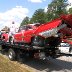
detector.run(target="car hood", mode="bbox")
[34,19,62,34]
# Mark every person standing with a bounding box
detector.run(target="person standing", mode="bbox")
[9,21,16,36]
[8,21,16,43]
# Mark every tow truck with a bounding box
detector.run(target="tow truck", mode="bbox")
[0,14,72,61]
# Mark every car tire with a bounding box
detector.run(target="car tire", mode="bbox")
[32,36,44,47]
[9,36,14,44]
[8,49,16,61]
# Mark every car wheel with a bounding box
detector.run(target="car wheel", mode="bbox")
[8,49,16,61]
[32,36,44,47]
[9,36,14,44]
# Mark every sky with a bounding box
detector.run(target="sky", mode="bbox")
[0,0,72,30]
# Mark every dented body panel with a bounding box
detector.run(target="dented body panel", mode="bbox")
[1,14,72,44]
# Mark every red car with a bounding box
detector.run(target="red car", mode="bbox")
[2,23,40,43]
[2,14,72,48]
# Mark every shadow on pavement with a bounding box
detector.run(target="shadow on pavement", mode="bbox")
[21,56,72,72]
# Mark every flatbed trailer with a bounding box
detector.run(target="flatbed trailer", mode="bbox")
[0,40,59,61]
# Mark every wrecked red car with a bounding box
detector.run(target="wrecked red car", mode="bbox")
[2,14,72,48]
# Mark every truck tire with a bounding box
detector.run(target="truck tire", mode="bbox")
[0,45,6,55]
[8,49,16,61]
[17,54,24,63]
[0,49,5,54]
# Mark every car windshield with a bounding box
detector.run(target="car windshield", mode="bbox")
[18,25,32,32]
[34,24,40,27]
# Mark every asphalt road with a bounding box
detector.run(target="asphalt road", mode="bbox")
[0,52,72,72]
[19,55,72,72]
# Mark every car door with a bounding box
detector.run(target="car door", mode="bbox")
[14,26,26,42]
[14,31,23,42]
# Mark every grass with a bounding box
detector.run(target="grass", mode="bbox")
[0,54,30,72]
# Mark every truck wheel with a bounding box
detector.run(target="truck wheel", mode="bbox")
[0,45,5,54]
[0,49,5,54]
[8,49,16,61]
[17,54,23,63]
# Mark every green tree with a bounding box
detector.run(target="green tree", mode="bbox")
[30,9,46,24]
[68,8,72,14]
[46,0,68,22]
[20,16,30,26]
